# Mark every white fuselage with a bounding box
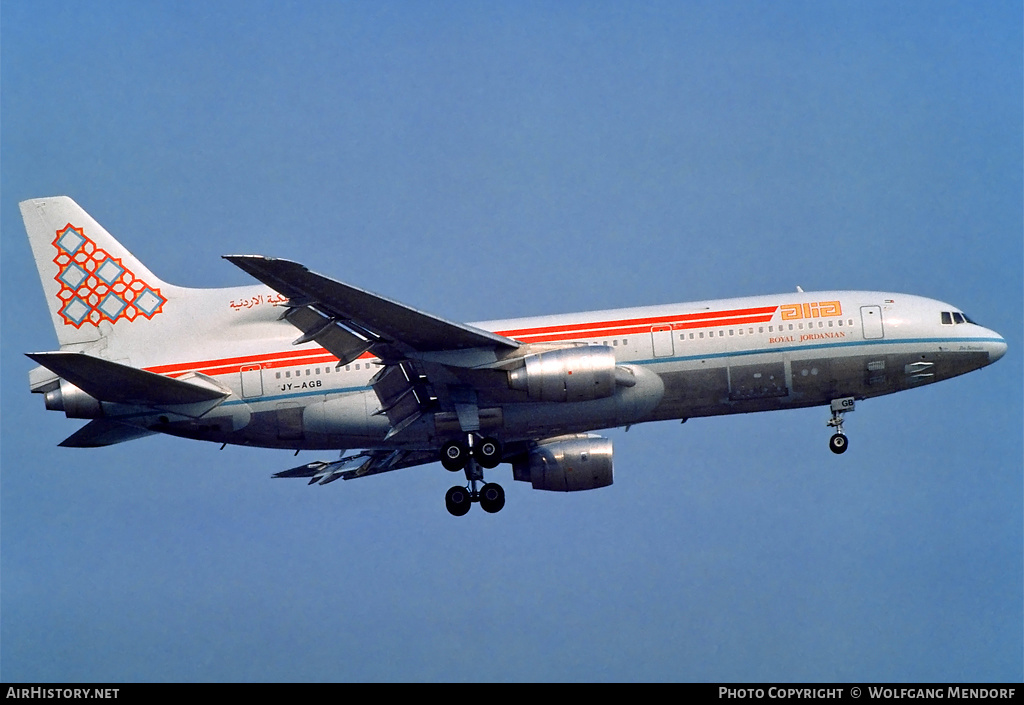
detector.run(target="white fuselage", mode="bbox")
[119,288,1005,451]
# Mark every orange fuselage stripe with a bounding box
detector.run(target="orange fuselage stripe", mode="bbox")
[145,306,781,377]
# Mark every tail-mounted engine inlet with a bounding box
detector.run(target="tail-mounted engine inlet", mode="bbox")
[44,380,103,419]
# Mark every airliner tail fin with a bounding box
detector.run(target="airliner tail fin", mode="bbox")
[20,196,179,348]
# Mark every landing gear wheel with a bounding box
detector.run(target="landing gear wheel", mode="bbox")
[829,433,849,455]
[445,485,472,516]
[441,440,469,471]
[479,483,505,514]
[474,436,502,469]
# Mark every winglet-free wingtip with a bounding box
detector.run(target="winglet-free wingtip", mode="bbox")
[223,255,312,281]
[222,254,275,268]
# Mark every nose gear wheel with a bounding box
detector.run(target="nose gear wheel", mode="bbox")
[827,397,855,455]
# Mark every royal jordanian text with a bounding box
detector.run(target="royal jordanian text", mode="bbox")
[6,689,119,699]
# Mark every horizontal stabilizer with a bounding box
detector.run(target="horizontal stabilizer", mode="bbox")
[26,351,229,406]
[60,419,157,448]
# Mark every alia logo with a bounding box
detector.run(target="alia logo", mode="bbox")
[780,301,842,321]
[51,223,166,328]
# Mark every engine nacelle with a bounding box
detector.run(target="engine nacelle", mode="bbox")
[512,434,613,492]
[508,346,619,402]
[44,380,103,419]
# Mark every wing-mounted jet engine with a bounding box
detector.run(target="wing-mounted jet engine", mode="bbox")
[510,434,614,492]
[507,345,635,402]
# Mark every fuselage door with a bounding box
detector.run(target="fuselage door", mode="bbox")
[240,365,264,398]
[651,325,674,358]
[860,305,884,340]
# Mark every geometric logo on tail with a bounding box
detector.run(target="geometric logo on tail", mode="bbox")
[52,224,166,327]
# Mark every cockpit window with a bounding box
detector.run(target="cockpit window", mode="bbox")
[941,311,978,326]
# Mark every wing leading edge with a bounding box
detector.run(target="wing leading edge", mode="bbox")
[224,255,520,364]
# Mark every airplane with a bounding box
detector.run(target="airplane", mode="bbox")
[21,196,1007,516]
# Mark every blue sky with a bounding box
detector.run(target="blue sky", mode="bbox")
[2,1,1021,682]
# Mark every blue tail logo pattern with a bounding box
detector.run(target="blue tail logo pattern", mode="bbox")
[52,223,166,327]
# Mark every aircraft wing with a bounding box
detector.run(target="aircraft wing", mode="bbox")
[224,255,520,364]
[273,448,440,485]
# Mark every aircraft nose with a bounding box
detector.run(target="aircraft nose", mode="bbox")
[989,335,1007,363]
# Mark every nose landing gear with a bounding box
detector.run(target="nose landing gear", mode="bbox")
[827,397,855,454]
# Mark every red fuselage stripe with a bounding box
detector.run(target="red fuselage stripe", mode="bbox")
[496,306,778,338]
[144,306,781,377]
[507,313,777,343]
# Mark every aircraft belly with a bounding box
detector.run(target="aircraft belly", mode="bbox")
[302,391,392,446]
[645,344,997,424]
[728,361,788,401]
[98,398,254,445]
[650,366,731,420]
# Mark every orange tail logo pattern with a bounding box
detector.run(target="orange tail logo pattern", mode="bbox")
[52,224,166,327]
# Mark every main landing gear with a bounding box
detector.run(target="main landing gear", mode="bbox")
[827,397,855,454]
[440,435,505,516]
